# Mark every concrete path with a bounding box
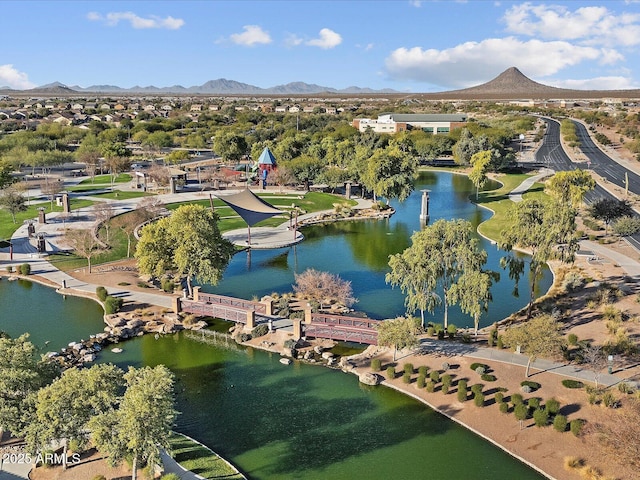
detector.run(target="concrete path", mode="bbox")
[579,239,640,279]
[507,168,554,202]
[417,338,639,389]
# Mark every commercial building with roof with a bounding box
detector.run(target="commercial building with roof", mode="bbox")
[352,113,467,134]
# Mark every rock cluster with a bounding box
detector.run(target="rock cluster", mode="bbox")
[48,311,207,369]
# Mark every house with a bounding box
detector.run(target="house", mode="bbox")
[274,106,288,113]
[114,104,126,111]
[289,106,300,113]
[353,113,467,134]
[99,104,111,110]
[190,104,203,112]
[325,107,337,114]
[71,103,84,111]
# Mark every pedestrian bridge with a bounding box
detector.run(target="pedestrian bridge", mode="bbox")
[177,289,379,345]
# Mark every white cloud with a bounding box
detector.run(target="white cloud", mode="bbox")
[306,28,342,49]
[284,33,304,47]
[0,64,35,89]
[503,3,640,46]
[553,76,639,90]
[230,25,272,46]
[385,37,604,87]
[409,1,422,7]
[87,11,184,30]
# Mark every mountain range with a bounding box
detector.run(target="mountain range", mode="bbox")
[1,67,639,98]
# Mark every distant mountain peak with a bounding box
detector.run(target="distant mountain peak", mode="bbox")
[456,67,563,95]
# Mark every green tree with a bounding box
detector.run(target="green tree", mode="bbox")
[135,205,234,297]
[453,128,489,165]
[501,314,565,377]
[164,149,190,165]
[285,154,325,191]
[143,131,173,149]
[0,160,13,188]
[449,270,494,336]
[376,317,419,361]
[213,131,248,164]
[545,170,595,207]
[0,334,58,439]
[612,216,640,237]
[29,364,125,469]
[468,150,492,199]
[499,198,578,318]
[90,366,177,480]
[0,185,27,223]
[65,228,105,274]
[386,219,488,329]
[589,198,634,234]
[361,144,418,203]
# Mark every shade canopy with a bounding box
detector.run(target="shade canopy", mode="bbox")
[217,189,283,227]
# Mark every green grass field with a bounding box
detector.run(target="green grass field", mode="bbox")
[0,199,94,241]
[78,173,132,184]
[475,174,549,241]
[169,433,244,479]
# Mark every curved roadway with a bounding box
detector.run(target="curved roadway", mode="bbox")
[537,118,640,251]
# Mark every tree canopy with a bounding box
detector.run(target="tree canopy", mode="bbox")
[376,316,419,361]
[386,218,488,329]
[135,204,234,296]
[545,170,595,207]
[501,314,565,377]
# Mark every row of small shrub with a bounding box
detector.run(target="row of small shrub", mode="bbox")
[5,264,31,275]
[96,286,123,314]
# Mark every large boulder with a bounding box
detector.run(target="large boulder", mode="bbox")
[359,372,381,386]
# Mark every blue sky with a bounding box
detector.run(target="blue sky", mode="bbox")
[1,0,639,92]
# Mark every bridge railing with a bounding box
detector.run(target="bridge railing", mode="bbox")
[181,299,249,324]
[304,324,378,345]
[310,313,381,330]
[196,292,266,315]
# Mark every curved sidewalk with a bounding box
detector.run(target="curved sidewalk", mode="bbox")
[507,168,554,202]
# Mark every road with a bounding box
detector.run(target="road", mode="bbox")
[538,118,640,251]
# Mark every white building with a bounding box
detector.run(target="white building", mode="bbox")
[353,113,467,134]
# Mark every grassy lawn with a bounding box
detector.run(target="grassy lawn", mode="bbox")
[78,173,132,184]
[474,173,532,242]
[48,222,133,272]
[88,191,151,200]
[169,433,244,480]
[0,199,94,241]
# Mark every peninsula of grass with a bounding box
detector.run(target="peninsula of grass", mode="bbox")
[473,173,532,242]
[169,432,245,480]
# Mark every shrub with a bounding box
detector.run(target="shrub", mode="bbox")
[96,286,108,301]
[567,333,578,346]
[564,456,584,471]
[462,333,471,343]
[418,365,429,377]
[429,370,440,383]
[499,401,509,414]
[238,333,252,343]
[371,358,382,372]
[426,381,435,393]
[496,336,504,349]
[471,384,483,395]
[437,330,445,340]
[514,403,529,422]
[579,466,601,480]
[481,374,496,382]
[553,414,568,432]
[416,375,425,389]
[562,379,584,389]
[92,476,107,480]
[495,392,504,403]
[474,392,485,407]
[427,326,435,336]
[386,366,396,380]
[457,381,467,402]
[403,362,414,375]
[470,362,487,372]
[545,398,560,415]
[511,393,524,406]
[104,295,123,314]
[520,380,541,391]
[137,281,150,288]
[441,374,452,391]
[447,324,457,338]
[441,383,449,395]
[252,324,269,338]
[601,391,619,408]
[19,263,31,275]
[528,398,540,409]
[403,372,411,384]
[521,385,532,394]
[618,382,634,394]
[161,278,174,293]
[5,266,13,273]
[68,438,84,454]
[533,408,549,427]
[441,362,450,371]
[570,419,584,437]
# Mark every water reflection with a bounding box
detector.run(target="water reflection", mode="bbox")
[206,172,551,329]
